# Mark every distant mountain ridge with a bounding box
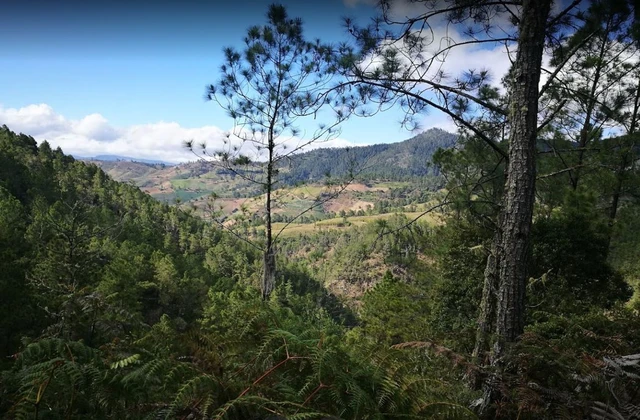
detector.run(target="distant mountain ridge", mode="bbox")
[85,128,458,208]
[79,128,456,180]
[76,154,176,166]
[281,128,458,184]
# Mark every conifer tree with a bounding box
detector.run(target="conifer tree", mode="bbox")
[190,4,347,299]
[333,0,588,412]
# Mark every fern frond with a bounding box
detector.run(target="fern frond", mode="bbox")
[110,353,141,369]
[417,401,479,419]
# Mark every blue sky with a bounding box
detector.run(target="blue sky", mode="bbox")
[0,0,515,162]
[2,0,365,124]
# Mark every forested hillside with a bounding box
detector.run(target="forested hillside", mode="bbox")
[2,115,640,419]
[0,125,221,358]
[280,128,458,183]
[0,125,366,418]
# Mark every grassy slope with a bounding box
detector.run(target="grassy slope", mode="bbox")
[270,210,442,237]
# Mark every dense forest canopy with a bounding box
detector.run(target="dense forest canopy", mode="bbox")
[2,0,640,418]
[280,128,458,183]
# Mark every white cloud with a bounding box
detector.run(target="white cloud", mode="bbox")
[0,104,68,136]
[418,112,458,134]
[361,22,515,91]
[72,113,120,142]
[353,24,515,135]
[340,2,519,136]
[0,104,364,163]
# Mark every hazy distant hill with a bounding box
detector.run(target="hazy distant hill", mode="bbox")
[76,154,176,165]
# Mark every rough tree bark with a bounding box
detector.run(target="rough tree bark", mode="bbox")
[495,0,550,349]
[478,0,552,414]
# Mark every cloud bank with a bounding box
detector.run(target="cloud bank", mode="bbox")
[0,104,361,163]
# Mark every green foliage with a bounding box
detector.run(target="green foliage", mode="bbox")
[427,220,489,352]
[355,271,432,346]
[121,290,473,419]
[529,195,632,318]
[0,125,220,356]
[488,308,640,419]
[2,339,109,419]
[0,185,36,361]
[282,128,457,184]
[432,134,504,225]
[2,124,477,420]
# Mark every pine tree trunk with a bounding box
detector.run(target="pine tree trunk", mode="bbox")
[262,126,276,300]
[262,176,275,300]
[495,0,549,352]
[468,227,501,389]
[478,0,551,415]
[262,248,276,300]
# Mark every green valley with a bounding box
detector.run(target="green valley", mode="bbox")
[86,128,455,224]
